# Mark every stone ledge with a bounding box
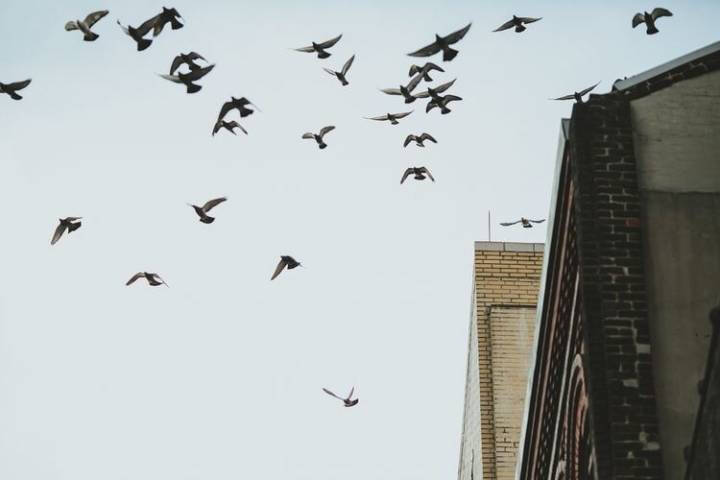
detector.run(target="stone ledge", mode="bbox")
[475,241,545,253]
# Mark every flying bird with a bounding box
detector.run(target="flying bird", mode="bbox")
[217,97,259,123]
[152,7,183,36]
[322,387,359,407]
[380,73,424,104]
[408,62,445,82]
[302,126,335,149]
[65,10,109,41]
[271,256,302,280]
[294,34,342,58]
[404,133,437,148]
[400,167,435,184]
[126,272,168,287]
[414,78,457,101]
[158,64,215,94]
[493,15,542,33]
[364,111,413,125]
[0,79,31,100]
[407,22,472,62]
[632,8,673,34]
[324,54,355,86]
[51,217,82,245]
[170,52,206,75]
[551,82,600,103]
[188,197,227,224]
[117,17,157,51]
[213,120,247,136]
[426,94,462,114]
[500,218,546,228]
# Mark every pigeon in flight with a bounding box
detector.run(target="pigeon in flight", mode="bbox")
[188,197,227,224]
[152,7,183,36]
[294,34,342,59]
[322,387,359,407]
[117,17,157,51]
[408,62,445,82]
[493,16,542,33]
[380,74,424,104]
[158,64,215,94]
[65,10,109,41]
[271,256,302,280]
[213,120,247,136]
[51,217,82,245]
[414,78,457,101]
[324,54,355,86]
[404,133,437,148]
[126,272,168,287]
[632,8,673,34]
[217,97,259,123]
[0,79,32,100]
[400,167,435,184]
[500,218,546,228]
[302,126,335,149]
[407,22,472,62]
[365,111,413,125]
[426,94,462,114]
[551,82,600,103]
[170,52,206,75]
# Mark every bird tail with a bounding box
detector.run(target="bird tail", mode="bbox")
[200,216,215,224]
[442,47,459,62]
[83,31,99,41]
[341,78,349,86]
[647,25,659,34]
[137,38,152,51]
[170,18,184,30]
[68,222,81,233]
[8,91,23,100]
[186,83,202,94]
[441,106,451,115]
[515,25,527,33]
[319,142,327,149]
[317,50,330,59]
[423,73,432,82]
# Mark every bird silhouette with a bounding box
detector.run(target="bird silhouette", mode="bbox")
[401,167,435,184]
[294,34,342,58]
[117,17,157,51]
[51,217,82,245]
[324,54,355,86]
[0,79,32,100]
[170,52,206,75]
[380,74,424,104]
[271,256,302,280]
[65,10,109,41]
[407,22,472,62]
[408,62,445,82]
[152,7,183,36]
[632,8,672,34]
[302,126,335,149]
[414,78,457,101]
[500,218,546,228]
[217,97,259,123]
[404,133,437,148]
[551,82,600,103]
[426,94,462,114]
[158,64,215,94]
[323,387,359,407]
[188,197,227,224]
[212,120,247,136]
[365,111,413,125]
[493,15,542,33]
[126,272,168,287]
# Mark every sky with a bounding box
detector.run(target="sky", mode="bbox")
[1,1,719,479]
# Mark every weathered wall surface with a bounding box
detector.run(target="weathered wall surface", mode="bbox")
[631,69,720,480]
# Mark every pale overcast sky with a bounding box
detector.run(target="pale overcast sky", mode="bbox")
[1,1,719,479]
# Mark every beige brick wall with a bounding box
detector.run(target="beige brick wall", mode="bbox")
[458,242,543,480]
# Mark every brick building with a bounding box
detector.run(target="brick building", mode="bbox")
[516,41,720,480]
[457,242,544,480]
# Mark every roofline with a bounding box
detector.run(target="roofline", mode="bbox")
[474,241,544,253]
[613,40,720,91]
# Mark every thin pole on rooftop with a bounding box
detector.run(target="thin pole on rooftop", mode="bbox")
[488,210,491,242]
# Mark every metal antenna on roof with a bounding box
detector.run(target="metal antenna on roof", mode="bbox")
[488,210,491,241]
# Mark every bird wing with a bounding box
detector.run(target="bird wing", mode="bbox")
[126,272,145,285]
[65,20,79,31]
[84,10,109,28]
[432,78,457,94]
[380,88,401,95]
[632,13,646,28]
[400,168,413,184]
[323,67,337,77]
[341,54,355,75]
[137,14,160,36]
[347,387,355,399]
[365,114,388,121]
[182,64,215,81]
[420,167,435,182]
[51,222,67,245]
[443,94,462,103]
[271,257,288,280]
[415,90,431,99]
[65,216,82,222]
[407,40,442,58]
[651,8,673,20]
[153,274,169,287]
[158,73,180,83]
[517,17,542,25]
[169,55,185,75]
[393,111,413,119]
[318,125,335,138]
[116,19,129,35]
[552,93,576,101]
[187,51,206,62]
[420,133,437,143]
[212,120,223,135]
[6,79,31,91]
[408,64,420,76]
[406,72,424,92]
[217,101,234,122]
[403,135,416,147]
[294,45,316,52]
[202,197,227,212]
[302,132,315,139]
[317,34,342,49]
[578,81,600,97]
[443,22,472,45]
[423,62,444,73]
[493,19,516,32]
[323,388,343,400]
[426,101,438,113]
[227,121,248,135]
[500,220,522,226]
[529,219,546,224]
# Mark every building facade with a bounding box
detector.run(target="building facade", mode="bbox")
[458,242,544,480]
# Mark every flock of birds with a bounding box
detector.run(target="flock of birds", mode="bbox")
[6,5,676,408]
